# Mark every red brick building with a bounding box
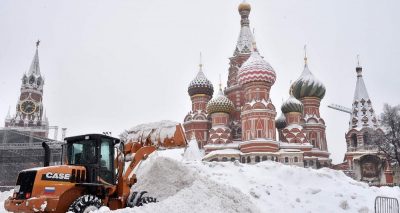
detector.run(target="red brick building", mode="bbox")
[184,1,331,168]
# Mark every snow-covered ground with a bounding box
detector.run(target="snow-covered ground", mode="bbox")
[2,148,400,213]
[0,190,12,212]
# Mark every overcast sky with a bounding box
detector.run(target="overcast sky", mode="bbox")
[0,0,399,163]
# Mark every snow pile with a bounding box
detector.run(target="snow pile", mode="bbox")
[3,148,400,213]
[123,149,400,213]
[0,190,12,212]
[121,120,178,145]
[182,136,202,161]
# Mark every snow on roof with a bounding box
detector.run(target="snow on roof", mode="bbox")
[204,142,240,149]
[204,149,241,159]
[125,120,178,145]
[235,25,254,55]
[279,142,313,149]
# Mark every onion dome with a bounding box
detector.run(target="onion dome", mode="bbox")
[275,113,287,129]
[238,48,276,86]
[238,1,251,12]
[291,58,326,100]
[281,95,303,114]
[206,88,235,114]
[188,65,214,97]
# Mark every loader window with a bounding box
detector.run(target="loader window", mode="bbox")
[68,140,97,165]
[99,138,114,184]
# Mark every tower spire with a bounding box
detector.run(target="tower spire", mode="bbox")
[28,40,41,76]
[5,106,11,120]
[234,1,254,55]
[304,45,308,66]
[199,52,203,71]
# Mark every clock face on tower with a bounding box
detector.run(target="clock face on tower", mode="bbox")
[20,100,37,114]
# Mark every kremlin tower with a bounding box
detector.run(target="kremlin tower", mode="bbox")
[4,41,49,138]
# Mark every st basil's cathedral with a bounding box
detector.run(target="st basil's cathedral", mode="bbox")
[183,1,330,168]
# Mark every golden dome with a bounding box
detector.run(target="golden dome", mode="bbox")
[238,2,251,12]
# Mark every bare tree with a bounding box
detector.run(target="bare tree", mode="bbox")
[375,104,400,165]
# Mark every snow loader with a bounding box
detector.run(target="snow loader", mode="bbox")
[3,130,185,213]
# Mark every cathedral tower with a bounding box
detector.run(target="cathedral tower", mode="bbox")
[225,1,255,140]
[238,42,278,153]
[280,94,308,143]
[5,41,49,138]
[183,58,214,148]
[206,85,235,146]
[291,52,329,162]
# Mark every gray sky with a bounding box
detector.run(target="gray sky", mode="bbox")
[0,0,399,163]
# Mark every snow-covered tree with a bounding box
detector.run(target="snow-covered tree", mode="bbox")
[375,104,400,165]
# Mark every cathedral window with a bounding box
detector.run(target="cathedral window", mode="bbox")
[294,157,298,163]
[231,158,236,162]
[257,130,262,138]
[241,157,246,163]
[285,157,289,163]
[255,156,260,163]
[222,157,228,162]
[363,132,371,146]
[262,156,267,161]
[247,156,251,163]
[351,134,358,148]
[309,160,314,167]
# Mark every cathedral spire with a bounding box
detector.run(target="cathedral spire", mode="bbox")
[28,40,41,76]
[304,45,308,67]
[349,57,378,130]
[234,1,254,56]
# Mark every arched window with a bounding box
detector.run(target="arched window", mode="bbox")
[304,161,308,167]
[222,157,228,162]
[285,157,289,163]
[363,132,370,146]
[231,157,236,162]
[262,156,267,161]
[351,134,358,148]
[309,160,314,166]
[294,157,298,163]
[241,157,246,163]
[247,156,251,163]
[255,156,260,163]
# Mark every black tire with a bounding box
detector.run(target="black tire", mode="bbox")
[67,195,103,213]
[127,191,157,207]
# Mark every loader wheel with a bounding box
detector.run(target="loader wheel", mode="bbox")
[127,191,157,207]
[67,195,103,213]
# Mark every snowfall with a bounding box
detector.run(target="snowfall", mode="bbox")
[1,139,400,213]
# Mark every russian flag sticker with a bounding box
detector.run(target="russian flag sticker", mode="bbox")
[44,187,55,194]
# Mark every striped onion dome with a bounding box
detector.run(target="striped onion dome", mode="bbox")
[238,50,276,86]
[291,63,326,99]
[188,68,214,96]
[275,113,287,129]
[281,95,304,114]
[206,88,235,114]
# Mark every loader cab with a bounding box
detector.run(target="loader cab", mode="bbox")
[64,134,120,185]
